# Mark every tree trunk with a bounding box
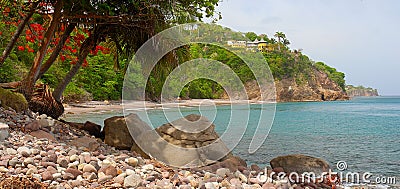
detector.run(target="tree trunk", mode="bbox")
[0,2,38,66]
[29,84,64,119]
[20,0,63,101]
[36,23,76,81]
[53,34,98,102]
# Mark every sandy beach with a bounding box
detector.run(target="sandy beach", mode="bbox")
[63,99,265,116]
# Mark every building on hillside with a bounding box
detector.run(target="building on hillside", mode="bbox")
[227,39,270,52]
[257,38,268,51]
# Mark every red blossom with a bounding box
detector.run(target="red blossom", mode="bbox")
[17,46,25,51]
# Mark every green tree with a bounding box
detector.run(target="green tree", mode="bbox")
[245,32,258,41]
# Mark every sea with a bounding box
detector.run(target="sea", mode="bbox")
[65,96,400,181]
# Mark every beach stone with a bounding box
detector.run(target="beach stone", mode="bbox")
[235,171,247,183]
[42,171,54,181]
[83,164,97,173]
[216,168,230,178]
[25,120,41,131]
[6,148,17,155]
[126,157,139,167]
[57,158,69,168]
[68,149,79,156]
[8,159,19,167]
[98,172,113,183]
[70,154,79,162]
[48,153,57,163]
[65,168,82,178]
[124,173,142,188]
[0,166,9,173]
[99,165,118,177]
[52,172,62,179]
[85,172,97,180]
[17,146,32,157]
[30,130,56,141]
[270,154,330,175]
[31,148,40,155]
[23,157,34,166]
[0,160,8,167]
[142,164,154,170]
[38,118,49,127]
[156,179,173,188]
[230,178,242,186]
[69,136,99,151]
[205,182,217,189]
[262,182,275,189]
[47,166,58,174]
[62,172,75,180]
[69,180,82,187]
[81,152,91,163]
[84,121,103,139]
[114,173,126,184]
[162,171,170,178]
[0,122,9,141]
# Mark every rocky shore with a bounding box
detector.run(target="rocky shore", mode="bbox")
[0,106,346,189]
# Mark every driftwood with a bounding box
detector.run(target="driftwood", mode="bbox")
[29,84,64,119]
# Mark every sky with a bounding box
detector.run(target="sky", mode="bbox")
[212,0,400,95]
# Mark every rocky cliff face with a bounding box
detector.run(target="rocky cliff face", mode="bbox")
[346,85,379,97]
[243,68,348,102]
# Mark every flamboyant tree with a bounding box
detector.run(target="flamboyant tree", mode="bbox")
[0,0,220,118]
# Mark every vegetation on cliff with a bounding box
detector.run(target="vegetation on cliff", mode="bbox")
[346,85,379,97]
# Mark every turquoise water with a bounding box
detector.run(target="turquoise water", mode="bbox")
[65,97,400,178]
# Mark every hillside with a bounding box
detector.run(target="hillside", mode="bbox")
[158,24,349,102]
[0,23,349,103]
[346,85,379,97]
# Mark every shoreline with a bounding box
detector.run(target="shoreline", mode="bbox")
[63,99,271,116]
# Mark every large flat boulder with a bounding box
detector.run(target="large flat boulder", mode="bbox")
[104,113,246,170]
[146,114,241,168]
[270,154,330,175]
[104,114,151,150]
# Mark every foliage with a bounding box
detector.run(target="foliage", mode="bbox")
[315,62,346,90]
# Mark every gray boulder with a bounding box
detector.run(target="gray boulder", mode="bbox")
[104,114,151,150]
[270,154,330,175]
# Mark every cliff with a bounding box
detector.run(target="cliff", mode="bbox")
[243,68,349,102]
[275,68,348,102]
[345,85,379,97]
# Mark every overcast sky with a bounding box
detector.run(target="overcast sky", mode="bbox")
[213,0,400,95]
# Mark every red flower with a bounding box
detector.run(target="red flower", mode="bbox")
[27,48,34,53]
[82,59,89,67]
[60,55,66,62]
[71,49,77,53]
[0,31,3,35]
[17,46,25,51]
